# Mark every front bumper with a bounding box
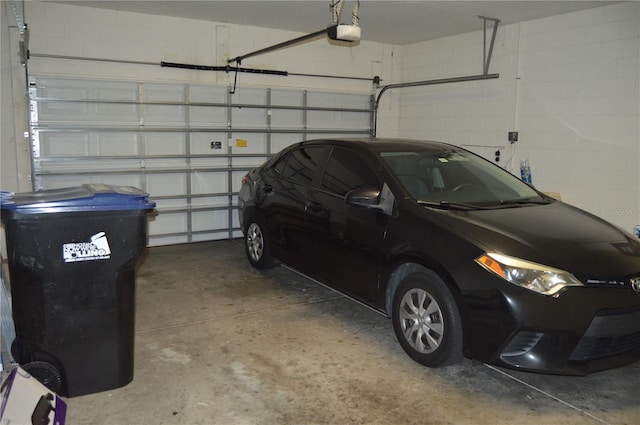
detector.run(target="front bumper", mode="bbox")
[457,268,640,375]
[495,306,640,375]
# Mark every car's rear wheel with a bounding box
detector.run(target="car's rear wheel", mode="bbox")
[244,215,277,270]
[392,271,463,367]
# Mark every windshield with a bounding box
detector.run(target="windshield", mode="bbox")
[380,148,547,208]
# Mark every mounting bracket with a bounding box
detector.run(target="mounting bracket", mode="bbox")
[479,16,501,75]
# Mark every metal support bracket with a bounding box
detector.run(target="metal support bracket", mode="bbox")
[372,73,499,136]
[479,16,501,75]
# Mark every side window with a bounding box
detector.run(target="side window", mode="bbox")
[279,146,327,186]
[321,148,381,197]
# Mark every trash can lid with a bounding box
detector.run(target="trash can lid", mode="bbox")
[0,184,156,214]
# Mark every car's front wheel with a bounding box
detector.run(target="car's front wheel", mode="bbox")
[244,215,277,270]
[392,271,463,367]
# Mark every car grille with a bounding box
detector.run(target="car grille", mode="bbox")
[580,274,640,295]
[569,308,640,361]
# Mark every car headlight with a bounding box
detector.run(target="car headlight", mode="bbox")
[476,252,583,296]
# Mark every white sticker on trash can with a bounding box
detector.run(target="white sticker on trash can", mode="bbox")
[63,232,112,263]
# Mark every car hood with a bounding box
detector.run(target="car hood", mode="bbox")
[433,200,640,278]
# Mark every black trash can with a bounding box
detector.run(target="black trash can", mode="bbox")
[0,184,155,397]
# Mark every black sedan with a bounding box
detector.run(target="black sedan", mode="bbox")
[238,138,640,375]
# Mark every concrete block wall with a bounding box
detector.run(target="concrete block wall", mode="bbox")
[397,2,639,233]
[517,2,639,233]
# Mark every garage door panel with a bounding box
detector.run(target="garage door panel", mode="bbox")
[191,232,229,243]
[271,134,304,152]
[38,158,141,173]
[39,132,91,157]
[151,235,188,245]
[271,89,303,106]
[40,174,143,190]
[29,76,372,245]
[192,210,229,232]
[153,198,188,210]
[230,170,251,192]
[190,133,229,155]
[35,78,139,101]
[37,102,141,126]
[96,132,141,156]
[191,171,228,195]
[188,81,228,128]
[143,104,186,127]
[190,196,228,208]
[270,109,304,128]
[33,78,141,125]
[149,212,187,235]
[147,173,187,196]
[231,157,266,169]
[190,157,229,168]
[307,110,370,130]
[36,101,89,123]
[232,107,266,129]
[231,88,268,127]
[144,133,186,155]
[143,83,185,102]
[307,91,370,109]
[235,87,268,104]
[38,131,141,157]
[270,89,304,128]
[144,158,189,170]
[230,133,267,155]
[189,106,228,128]
[94,103,140,124]
[94,174,143,188]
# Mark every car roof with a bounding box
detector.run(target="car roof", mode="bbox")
[298,137,457,153]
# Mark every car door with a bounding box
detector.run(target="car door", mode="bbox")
[260,145,329,270]
[304,146,390,303]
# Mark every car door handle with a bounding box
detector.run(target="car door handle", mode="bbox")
[306,201,323,213]
[262,184,273,193]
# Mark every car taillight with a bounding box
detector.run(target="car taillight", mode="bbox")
[241,174,250,186]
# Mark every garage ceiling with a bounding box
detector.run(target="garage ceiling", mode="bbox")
[44,1,618,45]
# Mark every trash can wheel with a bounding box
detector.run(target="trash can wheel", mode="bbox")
[22,361,63,394]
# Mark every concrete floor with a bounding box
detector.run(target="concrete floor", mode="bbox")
[67,240,638,425]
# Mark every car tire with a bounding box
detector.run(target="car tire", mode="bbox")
[244,214,277,270]
[392,271,463,367]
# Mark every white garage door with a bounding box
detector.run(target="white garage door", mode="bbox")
[28,76,373,246]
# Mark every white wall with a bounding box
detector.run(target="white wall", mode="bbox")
[23,2,397,93]
[396,2,639,233]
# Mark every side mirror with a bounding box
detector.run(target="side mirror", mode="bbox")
[345,183,395,216]
[345,188,380,207]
